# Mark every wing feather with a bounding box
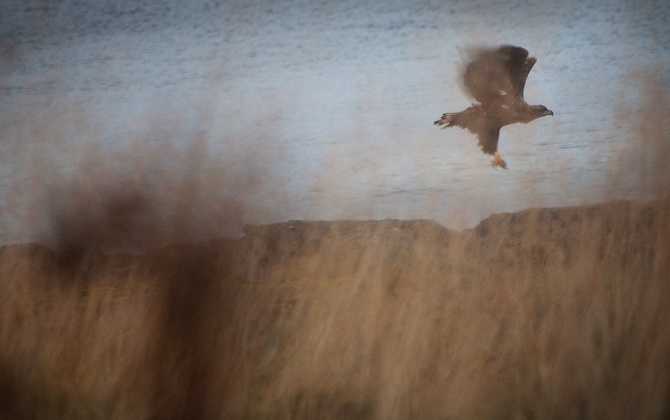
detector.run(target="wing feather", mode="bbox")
[434,106,501,155]
[462,45,530,106]
[516,56,536,99]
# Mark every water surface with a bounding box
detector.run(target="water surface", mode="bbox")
[1,0,669,243]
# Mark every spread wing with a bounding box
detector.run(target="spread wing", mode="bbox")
[517,55,536,99]
[462,45,534,105]
[438,107,501,154]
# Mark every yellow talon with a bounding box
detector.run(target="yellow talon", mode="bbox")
[492,152,507,169]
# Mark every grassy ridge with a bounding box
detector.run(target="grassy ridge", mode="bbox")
[0,198,669,418]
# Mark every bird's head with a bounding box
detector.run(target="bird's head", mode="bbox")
[531,104,554,118]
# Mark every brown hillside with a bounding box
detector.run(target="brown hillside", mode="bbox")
[0,198,669,418]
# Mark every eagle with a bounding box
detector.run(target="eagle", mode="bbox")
[434,45,553,169]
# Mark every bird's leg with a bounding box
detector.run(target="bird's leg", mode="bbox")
[491,151,507,169]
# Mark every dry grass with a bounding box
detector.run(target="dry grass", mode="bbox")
[0,66,669,419]
[0,198,669,419]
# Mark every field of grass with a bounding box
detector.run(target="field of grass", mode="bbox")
[0,196,668,419]
[0,66,668,419]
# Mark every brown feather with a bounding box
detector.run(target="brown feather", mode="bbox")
[434,45,553,167]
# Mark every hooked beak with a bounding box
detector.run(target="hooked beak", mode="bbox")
[547,109,554,116]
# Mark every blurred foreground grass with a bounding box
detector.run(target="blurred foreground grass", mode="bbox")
[0,197,668,419]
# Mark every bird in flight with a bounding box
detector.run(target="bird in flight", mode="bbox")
[434,45,553,169]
